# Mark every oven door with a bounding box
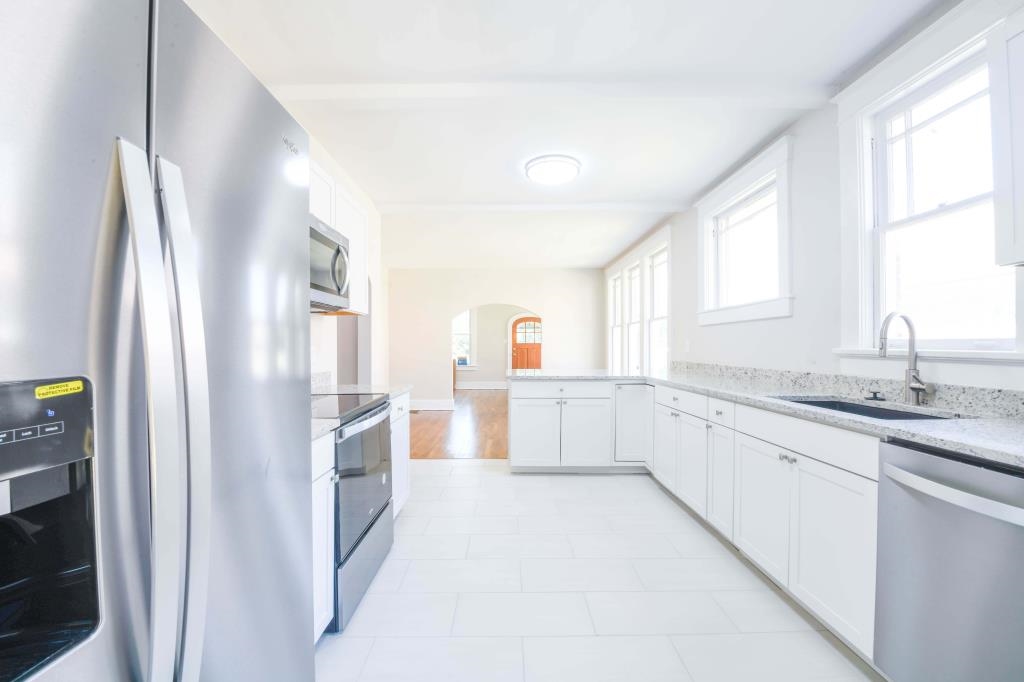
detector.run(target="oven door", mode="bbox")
[334,404,391,562]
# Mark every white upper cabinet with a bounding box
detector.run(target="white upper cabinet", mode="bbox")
[307,156,370,314]
[990,8,1024,266]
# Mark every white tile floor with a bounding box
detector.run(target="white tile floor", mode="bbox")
[316,458,882,682]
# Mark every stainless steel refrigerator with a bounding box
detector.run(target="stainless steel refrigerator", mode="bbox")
[1,1,313,680]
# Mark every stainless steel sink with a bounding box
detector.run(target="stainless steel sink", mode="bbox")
[782,398,950,420]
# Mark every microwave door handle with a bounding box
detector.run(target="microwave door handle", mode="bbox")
[337,405,391,442]
[116,140,184,682]
[337,243,351,296]
[329,246,342,293]
[156,157,212,682]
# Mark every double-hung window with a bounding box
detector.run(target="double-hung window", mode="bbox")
[626,264,642,374]
[608,276,623,374]
[872,55,1015,349]
[451,309,474,365]
[647,249,669,378]
[697,137,791,326]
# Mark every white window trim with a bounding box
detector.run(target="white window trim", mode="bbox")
[607,275,624,372]
[696,136,793,326]
[835,0,1024,361]
[452,308,477,367]
[646,247,670,376]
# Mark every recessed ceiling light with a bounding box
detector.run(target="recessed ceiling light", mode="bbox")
[525,155,581,185]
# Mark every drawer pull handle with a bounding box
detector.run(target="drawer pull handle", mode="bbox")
[715,410,723,416]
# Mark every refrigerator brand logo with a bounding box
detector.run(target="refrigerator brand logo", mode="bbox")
[34,380,84,400]
[282,136,299,155]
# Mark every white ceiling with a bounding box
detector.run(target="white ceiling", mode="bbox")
[186,0,948,268]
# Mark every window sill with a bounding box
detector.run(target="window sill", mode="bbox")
[454,365,478,371]
[833,347,1024,365]
[698,297,793,326]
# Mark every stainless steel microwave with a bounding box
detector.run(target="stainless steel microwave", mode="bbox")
[310,218,350,312]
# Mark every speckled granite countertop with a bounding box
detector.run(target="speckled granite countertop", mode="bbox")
[315,384,412,398]
[508,369,1024,470]
[312,418,339,441]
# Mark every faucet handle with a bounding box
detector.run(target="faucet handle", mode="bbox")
[865,389,884,401]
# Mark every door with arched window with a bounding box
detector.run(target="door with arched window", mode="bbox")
[512,317,542,369]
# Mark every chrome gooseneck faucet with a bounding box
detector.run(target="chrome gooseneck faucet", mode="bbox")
[878,312,934,406]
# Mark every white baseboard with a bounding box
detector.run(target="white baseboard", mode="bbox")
[455,381,509,390]
[410,399,455,411]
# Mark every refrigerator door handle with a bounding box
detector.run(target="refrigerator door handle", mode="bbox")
[156,157,213,682]
[116,139,184,682]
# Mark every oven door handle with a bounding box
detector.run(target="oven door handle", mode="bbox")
[884,463,1024,528]
[337,404,391,442]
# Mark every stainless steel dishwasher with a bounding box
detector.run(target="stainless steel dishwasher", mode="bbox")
[875,440,1024,681]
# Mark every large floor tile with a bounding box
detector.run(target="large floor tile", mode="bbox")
[711,590,824,632]
[399,499,477,517]
[468,533,574,558]
[315,635,374,682]
[517,514,612,534]
[425,516,519,534]
[343,593,458,637]
[474,499,561,517]
[632,557,769,591]
[390,534,469,560]
[359,637,523,682]
[586,591,737,635]
[399,559,522,593]
[452,593,594,636]
[671,631,873,682]
[392,515,429,535]
[666,532,733,558]
[524,636,693,682]
[606,513,705,534]
[366,559,410,593]
[521,558,643,592]
[441,485,517,501]
[568,533,680,558]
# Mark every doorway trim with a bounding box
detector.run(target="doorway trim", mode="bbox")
[507,312,541,372]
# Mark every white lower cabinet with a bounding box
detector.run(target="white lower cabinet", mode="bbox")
[311,433,336,642]
[614,384,653,463]
[789,453,878,656]
[390,411,410,516]
[652,403,678,492]
[706,423,735,540]
[676,412,709,518]
[510,398,562,467]
[733,433,794,586]
[561,398,613,466]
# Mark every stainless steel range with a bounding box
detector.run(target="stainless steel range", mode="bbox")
[312,394,393,631]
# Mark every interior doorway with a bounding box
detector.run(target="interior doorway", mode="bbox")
[510,315,542,369]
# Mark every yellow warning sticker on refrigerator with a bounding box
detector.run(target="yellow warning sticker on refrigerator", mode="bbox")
[35,380,84,400]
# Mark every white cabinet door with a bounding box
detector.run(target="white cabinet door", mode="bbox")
[676,412,709,518]
[652,404,678,491]
[311,469,335,641]
[562,398,613,467]
[707,423,735,540]
[391,412,411,516]
[733,433,793,585]
[334,181,369,314]
[309,160,334,226]
[510,398,562,467]
[789,454,878,656]
[991,9,1024,265]
[614,384,653,463]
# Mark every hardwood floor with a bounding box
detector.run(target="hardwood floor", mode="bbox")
[410,389,508,459]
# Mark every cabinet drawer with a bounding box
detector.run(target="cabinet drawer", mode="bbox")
[312,432,334,480]
[708,398,735,428]
[390,392,410,423]
[509,381,612,399]
[654,385,707,419]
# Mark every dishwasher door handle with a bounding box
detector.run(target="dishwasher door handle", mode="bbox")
[884,462,1024,528]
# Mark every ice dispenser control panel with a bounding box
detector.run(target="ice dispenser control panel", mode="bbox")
[0,377,94,481]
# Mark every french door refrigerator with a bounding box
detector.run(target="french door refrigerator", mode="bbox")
[1,1,313,680]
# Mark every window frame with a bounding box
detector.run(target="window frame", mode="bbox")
[451,308,477,367]
[646,247,670,378]
[868,53,1014,351]
[608,275,623,374]
[696,136,793,326]
[625,262,643,375]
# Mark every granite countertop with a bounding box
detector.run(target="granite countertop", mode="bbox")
[314,384,412,398]
[312,417,340,441]
[509,369,1024,470]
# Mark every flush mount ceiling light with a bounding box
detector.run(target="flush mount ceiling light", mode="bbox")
[525,155,581,185]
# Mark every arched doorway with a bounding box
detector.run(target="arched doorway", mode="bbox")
[510,316,542,369]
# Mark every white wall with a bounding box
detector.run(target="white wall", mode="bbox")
[389,269,605,406]
[456,304,535,387]
[671,105,843,374]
